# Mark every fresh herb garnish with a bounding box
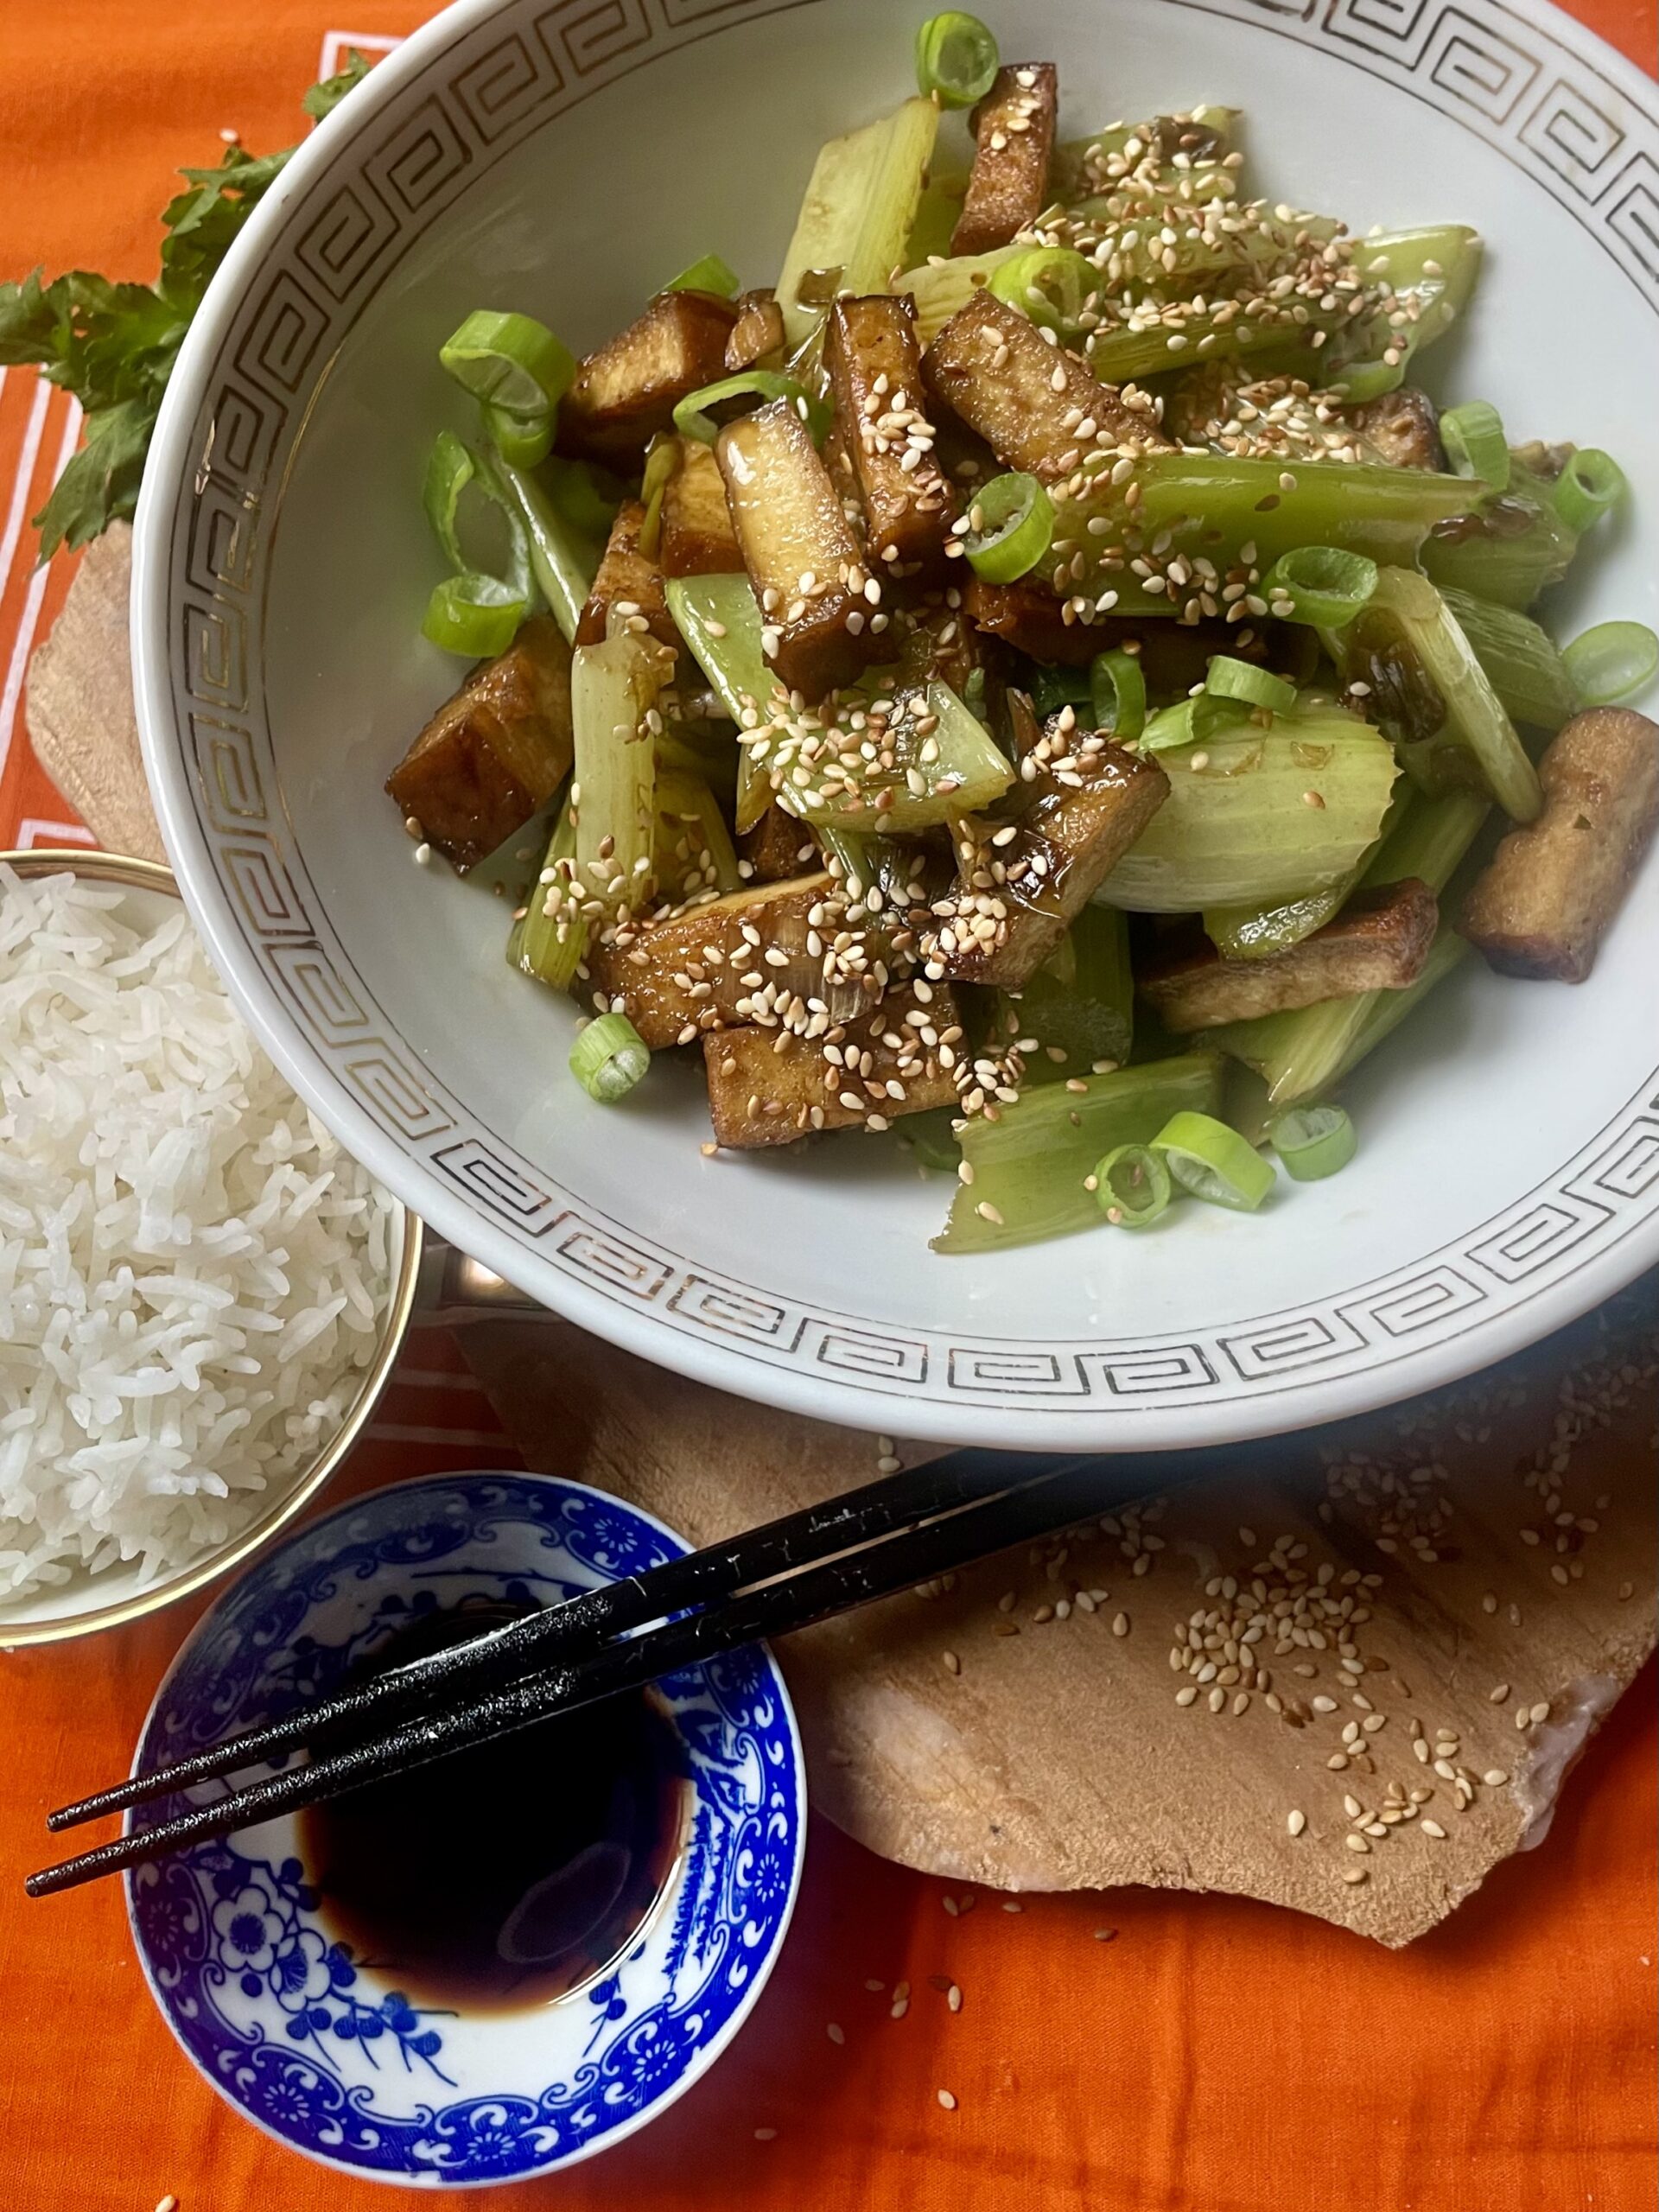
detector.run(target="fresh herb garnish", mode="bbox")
[0,48,373,559]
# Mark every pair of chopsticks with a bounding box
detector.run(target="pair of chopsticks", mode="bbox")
[28,1447,1140,1900]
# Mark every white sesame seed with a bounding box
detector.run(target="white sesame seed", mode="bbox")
[1287,1809,1306,1837]
[938,2090,958,2112]
[754,2127,779,2141]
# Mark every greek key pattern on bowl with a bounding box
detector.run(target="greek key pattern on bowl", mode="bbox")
[156,0,1659,1421]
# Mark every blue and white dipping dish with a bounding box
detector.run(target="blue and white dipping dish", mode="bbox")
[125,1471,806,2187]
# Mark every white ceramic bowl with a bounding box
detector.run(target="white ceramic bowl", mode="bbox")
[133,0,1659,1452]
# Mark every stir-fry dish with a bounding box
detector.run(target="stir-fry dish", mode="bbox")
[385,11,1659,1255]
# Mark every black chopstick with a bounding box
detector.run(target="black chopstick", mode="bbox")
[48,1447,1060,1834]
[27,1451,1122,1899]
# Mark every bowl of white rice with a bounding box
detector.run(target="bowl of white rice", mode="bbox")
[0,850,416,1647]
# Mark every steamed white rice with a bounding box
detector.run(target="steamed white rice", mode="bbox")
[0,864,395,1603]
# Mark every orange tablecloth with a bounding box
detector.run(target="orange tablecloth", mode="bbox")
[1,9,1656,2208]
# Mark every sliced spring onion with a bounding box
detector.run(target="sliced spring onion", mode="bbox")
[1260,545,1378,628]
[1093,1142,1172,1230]
[1090,649,1146,745]
[439,309,575,427]
[1562,620,1659,707]
[1031,663,1092,717]
[1205,656,1296,714]
[569,1013,650,1103]
[1136,692,1251,754]
[422,573,528,658]
[673,371,831,446]
[423,429,476,572]
[987,246,1095,336]
[914,10,999,106]
[1551,448,1626,535]
[1439,401,1509,491]
[483,399,553,469]
[964,471,1053,582]
[665,252,740,297]
[1266,1103,1356,1181]
[637,433,679,561]
[1152,1110,1275,1212]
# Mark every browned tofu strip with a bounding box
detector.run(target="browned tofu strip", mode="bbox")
[385,614,573,871]
[963,582,1284,701]
[928,721,1169,988]
[585,874,836,1046]
[1348,387,1443,471]
[659,438,744,577]
[739,804,818,883]
[825,296,957,578]
[1459,708,1659,982]
[923,291,1173,480]
[950,64,1058,257]
[716,399,885,700]
[575,499,678,648]
[703,982,961,1147]
[724,289,785,374]
[1141,879,1440,1032]
[555,290,738,470]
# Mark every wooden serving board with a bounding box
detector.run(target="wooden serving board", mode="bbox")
[28,528,1658,1946]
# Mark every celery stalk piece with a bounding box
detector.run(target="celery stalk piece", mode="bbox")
[665,574,786,833]
[1056,452,1472,620]
[1083,305,1327,390]
[776,97,939,353]
[1328,925,1471,1085]
[933,1052,1224,1253]
[508,797,584,991]
[570,631,673,912]
[1094,707,1398,913]
[1323,568,1542,823]
[1319,226,1482,401]
[498,458,602,645]
[1359,784,1490,893]
[653,766,741,897]
[902,168,970,270]
[1439,588,1580,734]
[1418,461,1580,610]
[989,906,1134,1083]
[1203,879,1352,963]
[895,246,1020,346]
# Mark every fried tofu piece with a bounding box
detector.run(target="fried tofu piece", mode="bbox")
[1459,707,1659,981]
[923,292,1173,480]
[963,576,1093,664]
[659,439,743,578]
[740,804,818,883]
[928,724,1169,988]
[703,982,961,1147]
[826,296,957,578]
[555,290,738,471]
[1349,387,1444,472]
[716,399,884,699]
[1141,878,1440,1032]
[386,615,573,871]
[950,64,1058,256]
[724,289,785,374]
[575,499,678,648]
[586,873,836,1046]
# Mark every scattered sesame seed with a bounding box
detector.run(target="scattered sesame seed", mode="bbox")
[754,2127,779,2142]
[943,1649,961,1675]
[1421,1819,1446,1839]
[938,2090,958,2112]
[1287,1809,1306,1837]
[827,2022,845,2045]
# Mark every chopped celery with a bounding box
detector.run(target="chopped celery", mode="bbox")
[1084,305,1325,390]
[1319,226,1482,401]
[896,246,1020,346]
[570,631,673,912]
[1360,783,1490,894]
[508,797,584,992]
[1058,452,1472,619]
[1323,568,1541,821]
[934,1052,1224,1253]
[989,906,1135,1084]
[654,766,741,897]
[902,168,970,269]
[1328,925,1471,1086]
[815,823,918,901]
[776,97,938,353]
[1204,880,1351,963]
[497,457,602,644]
[1418,460,1580,610]
[1440,588,1580,733]
[1095,706,1398,913]
[666,572,780,721]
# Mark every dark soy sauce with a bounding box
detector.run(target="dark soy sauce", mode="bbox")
[298,1600,689,2011]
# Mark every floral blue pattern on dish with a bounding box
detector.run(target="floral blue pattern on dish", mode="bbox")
[126,1473,804,2185]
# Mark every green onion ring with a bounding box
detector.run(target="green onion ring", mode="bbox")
[1152,1110,1276,1211]
[963,472,1054,583]
[1137,693,1251,754]
[1205,655,1297,714]
[1439,401,1510,491]
[1090,648,1147,745]
[569,1012,652,1103]
[483,400,554,469]
[987,247,1096,336]
[439,309,575,421]
[914,11,999,107]
[422,573,529,659]
[543,457,621,540]
[1551,448,1626,535]
[1266,1103,1357,1181]
[1562,620,1659,708]
[664,252,741,298]
[423,429,476,572]
[1093,1142,1172,1229]
[673,371,832,445]
[1260,545,1379,628]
